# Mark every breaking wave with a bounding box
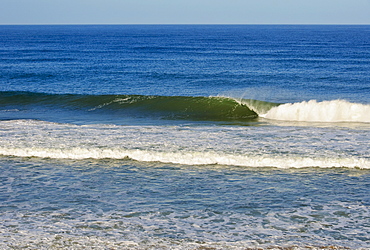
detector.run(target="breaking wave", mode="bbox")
[0,91,259,121]
[1,91,369,124]
[259,100,370,123]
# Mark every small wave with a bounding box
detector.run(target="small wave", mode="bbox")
[261,100,370,123]
[0,109,20,112]
[0,147,368,169]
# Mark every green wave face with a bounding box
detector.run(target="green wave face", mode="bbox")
[0,92,272,122]
[87,95,260,121]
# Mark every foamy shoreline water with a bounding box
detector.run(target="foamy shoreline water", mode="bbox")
[1,157,369,250]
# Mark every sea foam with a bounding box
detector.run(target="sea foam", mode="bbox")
[0,147,368,169]
[1,119,369,169]
[261,100,370,123]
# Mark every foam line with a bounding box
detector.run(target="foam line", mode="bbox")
[0,147,368,169]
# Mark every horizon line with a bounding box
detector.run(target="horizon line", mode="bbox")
[1,23,370,26]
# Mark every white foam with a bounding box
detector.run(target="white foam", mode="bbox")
[262,100,370,123]
[0,147,369,169]
[1,119,369,169]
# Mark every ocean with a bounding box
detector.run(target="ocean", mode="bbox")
[0,25,369,249]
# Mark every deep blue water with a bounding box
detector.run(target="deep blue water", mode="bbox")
[0,25,369,249]
[1,25,369,101]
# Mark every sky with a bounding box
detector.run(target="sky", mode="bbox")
[1,0,370,25]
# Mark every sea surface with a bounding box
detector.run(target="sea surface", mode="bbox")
[0,25,369,249]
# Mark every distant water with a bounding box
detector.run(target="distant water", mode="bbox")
[0,25,369,249]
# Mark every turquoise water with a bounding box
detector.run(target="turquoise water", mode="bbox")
[0,25,369,249]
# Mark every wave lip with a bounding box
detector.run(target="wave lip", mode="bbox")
[261,100,370,123]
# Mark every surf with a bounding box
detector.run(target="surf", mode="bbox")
[0,146,368,169]
[1,91,369,124]
[260,99,370,123]
[0,119,369,169]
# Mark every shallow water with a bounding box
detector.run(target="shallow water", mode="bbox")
[1,158,369,249]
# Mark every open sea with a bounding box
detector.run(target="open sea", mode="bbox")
[0,25,369,249]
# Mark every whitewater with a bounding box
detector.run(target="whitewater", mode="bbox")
[0,118,369,169]
[260,99,370,123]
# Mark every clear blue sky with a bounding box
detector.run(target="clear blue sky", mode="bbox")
[1,0,370,25]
